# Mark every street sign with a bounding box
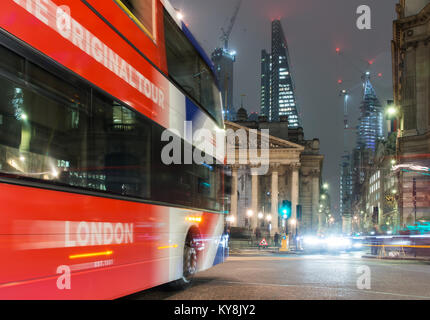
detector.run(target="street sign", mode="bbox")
[259,238,268,247]
[279,233,289,252]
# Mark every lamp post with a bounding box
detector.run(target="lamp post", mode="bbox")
[246,209,253,229]
[329,217,335,231]
[353,215,359,233]
[289,218,297,250]
[257,211,264,224]
[266,214,272,234]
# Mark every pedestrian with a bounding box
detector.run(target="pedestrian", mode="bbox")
[274,232,280,247]
[255,227,261,243]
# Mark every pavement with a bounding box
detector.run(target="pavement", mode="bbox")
[128,249,430,300]
[362,254,430,261]
[229,247,292,255]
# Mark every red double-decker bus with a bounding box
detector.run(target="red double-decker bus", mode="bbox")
[0,0,228,299]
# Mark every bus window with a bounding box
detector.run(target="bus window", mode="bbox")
[115,0,155,40]
[0,44,152,199]
[0,43,223,213]
[163,9,223,126]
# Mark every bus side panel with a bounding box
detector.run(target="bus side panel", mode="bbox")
[0,183,174,299]
[83,0,168,75]
[0,0,169,128]
[0,183,224,299]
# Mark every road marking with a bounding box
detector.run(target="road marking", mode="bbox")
[196,279,430,300]
[227,256,302,261]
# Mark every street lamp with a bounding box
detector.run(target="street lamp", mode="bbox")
[323,183,329,190]
[321,194,326,200]
[289,218,298,245]
[258,212,263,219]
[246,210,253,229]
[386,106,398,117]
[266,215,272,222]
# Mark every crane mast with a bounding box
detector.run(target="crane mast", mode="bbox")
[220,0,242,50]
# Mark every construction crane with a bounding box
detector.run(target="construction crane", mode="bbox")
[220,0,242,50]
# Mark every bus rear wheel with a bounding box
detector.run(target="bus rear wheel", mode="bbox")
[168,235,198,290]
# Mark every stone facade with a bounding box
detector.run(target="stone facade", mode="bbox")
[353,134,399,233]
[392,0,430,226]
[227,115,324,235]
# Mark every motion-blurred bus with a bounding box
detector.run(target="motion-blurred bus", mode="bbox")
[0,0,228,299]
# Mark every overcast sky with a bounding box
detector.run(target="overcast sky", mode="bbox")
[170,0,399,215]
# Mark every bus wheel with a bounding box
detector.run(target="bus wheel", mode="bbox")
[183,238,198,283]
[168,234,198,290]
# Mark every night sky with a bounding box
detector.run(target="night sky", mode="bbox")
[170,0,398,216]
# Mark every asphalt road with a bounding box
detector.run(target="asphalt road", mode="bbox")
[128,251,430,300]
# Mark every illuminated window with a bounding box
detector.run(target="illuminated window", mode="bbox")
[115,0,155,40]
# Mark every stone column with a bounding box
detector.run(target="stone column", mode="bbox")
[311,170,321,233]
[291,164,300,235]
[271,164,280,233]
[251,169,259,230]
[230,165,239,227]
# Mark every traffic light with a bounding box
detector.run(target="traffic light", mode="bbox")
[280,200,292,219]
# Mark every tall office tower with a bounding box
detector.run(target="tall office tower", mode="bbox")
[260,19,301,127]
[340,153,353,234]
[212,48,236,121]
[260,50,271,119]
[356,73,384,158]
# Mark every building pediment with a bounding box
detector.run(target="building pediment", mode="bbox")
[225,121,305,152]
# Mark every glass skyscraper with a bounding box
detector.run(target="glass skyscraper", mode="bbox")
[260,19,301,127]
[356,73,384,159]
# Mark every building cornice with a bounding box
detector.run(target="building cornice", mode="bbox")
[394,3,430,29]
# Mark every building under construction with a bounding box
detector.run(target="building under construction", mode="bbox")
[211,0,241,121]
[340,73,384,234]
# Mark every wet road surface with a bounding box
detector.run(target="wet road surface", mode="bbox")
[128,251,430,300]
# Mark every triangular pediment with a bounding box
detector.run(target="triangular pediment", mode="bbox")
[224,121,305,151]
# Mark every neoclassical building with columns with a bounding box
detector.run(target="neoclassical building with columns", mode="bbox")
[225,120,324,235]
